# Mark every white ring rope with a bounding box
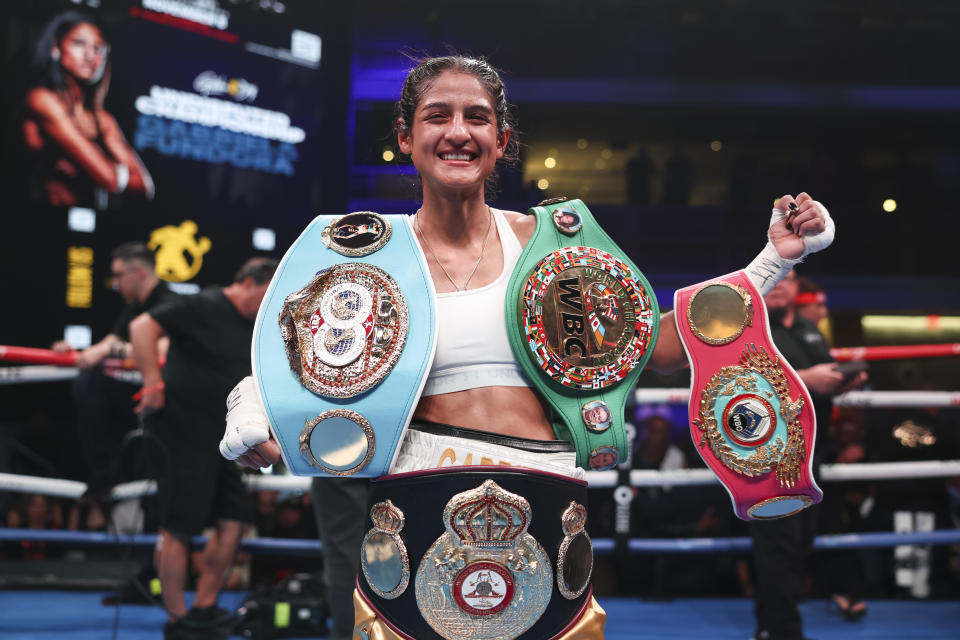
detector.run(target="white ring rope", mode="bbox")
[0,473,158,500]
[834,390,960,408]
[2,459,958,499]
[0,365,142,385]
[819,459,960,482]
[14,366,951,408]
[0,366,82,385]
[635,388,960,408]
[583,460,960,488]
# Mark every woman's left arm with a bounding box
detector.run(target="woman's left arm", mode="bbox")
[648,193,835,374]
[97,110,155,198]
[647,310,685,374]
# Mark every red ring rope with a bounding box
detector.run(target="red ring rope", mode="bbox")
[831,343,960,361]
[4,343,957,369]
[0,345,136,370]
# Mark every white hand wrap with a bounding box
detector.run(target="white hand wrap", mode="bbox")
[744,201,835,296]
[114,164,129,193]
[219,376,271,460]
[796,201,835,257]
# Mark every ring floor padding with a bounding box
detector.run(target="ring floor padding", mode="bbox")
[0,591,957,639]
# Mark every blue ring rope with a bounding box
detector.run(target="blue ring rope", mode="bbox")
[2,527,957,555]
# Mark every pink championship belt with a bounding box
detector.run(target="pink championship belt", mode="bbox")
[674,271,822,520]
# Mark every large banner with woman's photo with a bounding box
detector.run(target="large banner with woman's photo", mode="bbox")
[3,0,349,346]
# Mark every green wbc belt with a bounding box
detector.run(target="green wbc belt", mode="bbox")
[506,199,660,470]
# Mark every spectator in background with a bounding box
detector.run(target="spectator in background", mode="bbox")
[251,489,323,587]
[750,270,867,640]
[634,404,688,472]
[130,257,277,640]
[66,499,107,533]
[4,493,64,560]
[626,147,655,205]
[661,149,693,205]
[869,397,959,599]
[310,477,370,640]
[820,408,874,614]
[795,276,831,342]
[630,405,734,597]
[52,241,178,500]
[949,476,960,583]
[23,10,153,209]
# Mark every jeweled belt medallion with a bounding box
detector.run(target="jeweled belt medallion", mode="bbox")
[300,409,375,475]
[693,344,805,487]
[557,502,592,600]
[321,212,392,257]
[361,500,410,599]
[581,400,612,433]
[686,281,754,345]
[415,480,551,640]
[519,246,656,390]
[279,263,408,398]
[588,446,619,471]
[552,207,583,235]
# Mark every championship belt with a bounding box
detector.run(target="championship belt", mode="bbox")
[674,271,823,520]
[357,467,596,640]
[253,212,437,477]
[505,199,660,470]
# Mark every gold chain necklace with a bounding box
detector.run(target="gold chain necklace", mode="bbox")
[415,206,493,292]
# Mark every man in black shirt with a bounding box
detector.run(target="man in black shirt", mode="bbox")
[750,270,866,640]
[53,241,178,497]
[130,257,277,640]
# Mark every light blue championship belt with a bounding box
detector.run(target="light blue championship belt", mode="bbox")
[252,212,437,477]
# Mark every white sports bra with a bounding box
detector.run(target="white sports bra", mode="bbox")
[421,209,532,396]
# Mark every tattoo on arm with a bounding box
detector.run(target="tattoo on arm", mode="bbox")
[747,257,782,287]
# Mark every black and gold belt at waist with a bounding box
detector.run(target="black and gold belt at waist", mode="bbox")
[357,466,594,640]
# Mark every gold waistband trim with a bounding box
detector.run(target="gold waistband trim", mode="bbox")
[352,589,607,640]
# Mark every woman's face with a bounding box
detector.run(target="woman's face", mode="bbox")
[797,301,828,324]
[397,71,508,195]
[56,22,107,83]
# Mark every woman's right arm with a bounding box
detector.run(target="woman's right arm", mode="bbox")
[97,109,155,197]
[24,88,128,193]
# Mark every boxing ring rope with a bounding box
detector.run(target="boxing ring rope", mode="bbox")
[634,388,960,408]
[0,345,135,370]
[3,458,959,502]
[1,526,958,557]
[831,343,960,361]
[5,364,959,410]
[2,464,958,557]
[0,345,140,385]
[0,363,142,385]
[0,365,85,385]
[0,343,960,388]
[4,343,958,367]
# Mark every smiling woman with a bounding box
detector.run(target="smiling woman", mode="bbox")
[397,71,508,204]
[22,10,154,209]
[219,54,838,640]
[392,56,520,197]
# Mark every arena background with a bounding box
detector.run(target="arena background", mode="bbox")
[3,0,959,367]
[1,0,959,637]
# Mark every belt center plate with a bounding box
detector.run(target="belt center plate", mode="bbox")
[520,246,655,390]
